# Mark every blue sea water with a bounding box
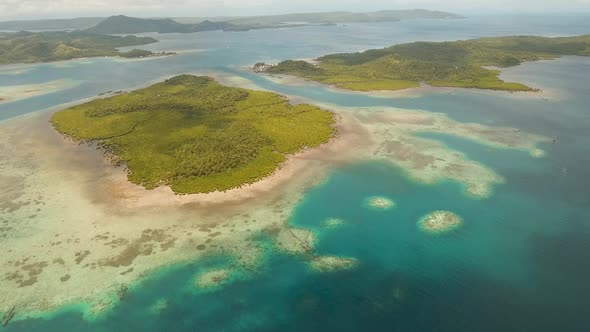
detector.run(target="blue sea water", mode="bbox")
[1,14,590,331]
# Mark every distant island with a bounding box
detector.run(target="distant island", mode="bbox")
[0,10,463,34]
[255,35,590,92]
[175,9,463,30]
[85,15,240,34]
[0,31,172,65]
[51,75,336,194]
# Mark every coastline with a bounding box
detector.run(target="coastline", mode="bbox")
[0,79,81,104]
[0,52,176,68]
[0,72,550,321]
[259,72,563,100]
[89,111,365,210]
[249,60,564,101]
[0,108,345,319]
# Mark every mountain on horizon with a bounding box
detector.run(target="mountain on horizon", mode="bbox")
[0,10,464,34]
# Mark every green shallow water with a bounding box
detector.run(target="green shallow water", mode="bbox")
[6,154,588,331]
[2,14,590,331]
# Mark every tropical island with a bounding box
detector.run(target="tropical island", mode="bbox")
[0,10,463,33]
[255,35,590,92]
[51,75,336,194]
[0,30,171,65]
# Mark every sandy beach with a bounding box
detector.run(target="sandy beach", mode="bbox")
[0,79,81,104]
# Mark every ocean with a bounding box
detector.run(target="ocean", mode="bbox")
[1,13,589,331]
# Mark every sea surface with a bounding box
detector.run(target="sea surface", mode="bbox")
[1,14,590,331]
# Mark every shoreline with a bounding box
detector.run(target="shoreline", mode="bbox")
[257,72,562,100]
[246,55,566,100]
[0,72,551,321]
[86,111,359,210]
[0,79,81,105]
[0,106,364,319]
[46,73,355,210]
[0,52,176,68]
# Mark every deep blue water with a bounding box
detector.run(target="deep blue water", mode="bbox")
[1,14,590,331]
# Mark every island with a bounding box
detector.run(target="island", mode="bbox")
[85,15,240,34]
[51,75,336,194]
[0,10,463,34]
[256,35,590,92]
[0,31,168,65]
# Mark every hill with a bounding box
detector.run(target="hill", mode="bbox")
[85,15,241,34]
[0,30,159,64]
[84,10,462,34]
[258,35,590,92]
[0,10,462,33]
[217,9,463,25]
[51,75,336,194]
[85,15,191,34]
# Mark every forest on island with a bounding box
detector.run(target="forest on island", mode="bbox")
[0,31,158,64]
[262,35,590,91]
[51,75,336,194]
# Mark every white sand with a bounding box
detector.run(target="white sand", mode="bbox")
[0,80,80,104]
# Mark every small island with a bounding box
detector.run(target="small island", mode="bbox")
[418,211,463,234]
[256,35,590,92]
[51,75,336,194]
[0,31,168,65]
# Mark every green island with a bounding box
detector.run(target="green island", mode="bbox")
[257,35,590,91]
[51,75,336,194]
[0,31,168,65]
[0,10,462,33]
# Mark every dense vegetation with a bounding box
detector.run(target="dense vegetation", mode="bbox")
[0,31,158,64]
[51,75,335,194]
[262,35,590,91]
[84,15,332,34]
[85,15,239,34]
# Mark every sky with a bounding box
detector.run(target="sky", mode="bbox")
[1,0,590,20]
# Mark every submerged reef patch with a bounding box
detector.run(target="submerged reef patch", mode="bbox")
[418,211,463,234]
[274,227,316,255]
[365,196,396,210]
[321,218,345,229]
[530,148,546,158]
[149,298,169,314]
[308,256,359,273]
[194,268,232,290]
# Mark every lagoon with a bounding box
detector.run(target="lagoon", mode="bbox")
[1,14,590,331]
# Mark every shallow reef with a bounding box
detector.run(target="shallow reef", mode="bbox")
[195,268,232,290]
[308,256,359,272]
[418,211,463,234]
[365,196,396,210]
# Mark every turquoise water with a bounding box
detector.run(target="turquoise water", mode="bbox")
[2,14,590,331]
